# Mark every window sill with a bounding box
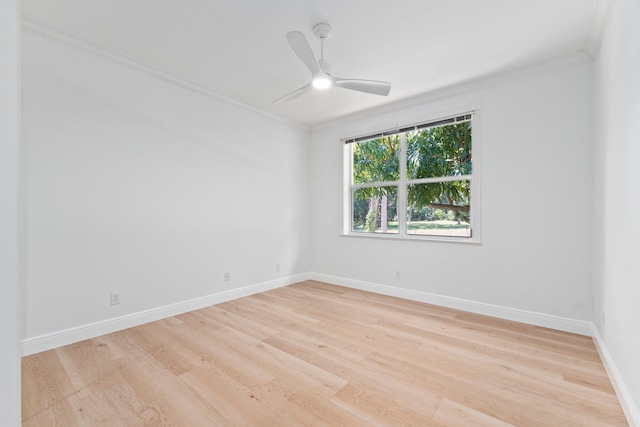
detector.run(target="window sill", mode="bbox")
[340,232,482,245]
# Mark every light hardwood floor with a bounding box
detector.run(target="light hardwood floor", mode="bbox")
[22,281,628,426]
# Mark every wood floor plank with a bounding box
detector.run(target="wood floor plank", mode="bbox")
[475,372,627,426]
[22,281,629,426]
[563,365,617,394]
[331,381,435,426]
[259,375,371,426]
[405,314,605,372]
[21,351,81,425]
[262,332,444,418]
[114,345,227,425]
[432,398,516,427]
[179,367,284,426]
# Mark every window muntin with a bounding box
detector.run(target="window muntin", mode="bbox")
[347,114,473,240]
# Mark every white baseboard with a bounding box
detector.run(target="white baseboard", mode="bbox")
[21,273,308,356]
[21,271,592,353]
[308,272,593,336]
[312,272,640,426]
[22,272,637,426]
[592,326,639,427]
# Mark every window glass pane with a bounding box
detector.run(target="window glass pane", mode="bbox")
[353,136,400,184]
[352,186,398,234]
[406,122,472,180]
[407,181,471,237]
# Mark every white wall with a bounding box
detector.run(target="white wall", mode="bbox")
[309,57,594,323]
[593,0,640,421]
[15,6,640,423]
[0,0,20,424]
[21,30,310,339]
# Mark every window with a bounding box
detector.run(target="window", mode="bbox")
[345,113,475,241]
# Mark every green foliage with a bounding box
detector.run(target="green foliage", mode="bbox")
[408,181,470,213]
[353,136,400,185]
[352,198,370,229]
[407,122,472,179]
[406,122,472,209]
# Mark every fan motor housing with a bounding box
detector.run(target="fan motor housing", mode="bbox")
[313,23,331,40]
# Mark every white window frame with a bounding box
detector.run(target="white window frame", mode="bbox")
[342,109,481,244]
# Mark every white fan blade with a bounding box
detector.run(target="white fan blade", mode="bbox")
[334,78,391,96]
[286,31,320,76]
[273,83,312,103]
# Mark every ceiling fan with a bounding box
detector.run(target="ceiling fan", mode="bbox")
[274,23,392,103]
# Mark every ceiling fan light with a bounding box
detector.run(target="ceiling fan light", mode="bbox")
[312,76,332,89]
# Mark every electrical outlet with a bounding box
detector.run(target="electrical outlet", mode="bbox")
[395,271,401,279]
[110,292,121,305]
[276,263,280,272]
[224,272,231,282]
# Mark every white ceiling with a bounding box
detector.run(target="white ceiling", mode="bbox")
[22,0,602,127]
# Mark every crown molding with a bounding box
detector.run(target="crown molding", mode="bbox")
[21,16,309,131]
[21,13,601,134]
[310,50,591,132]
[584,0,616,58]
